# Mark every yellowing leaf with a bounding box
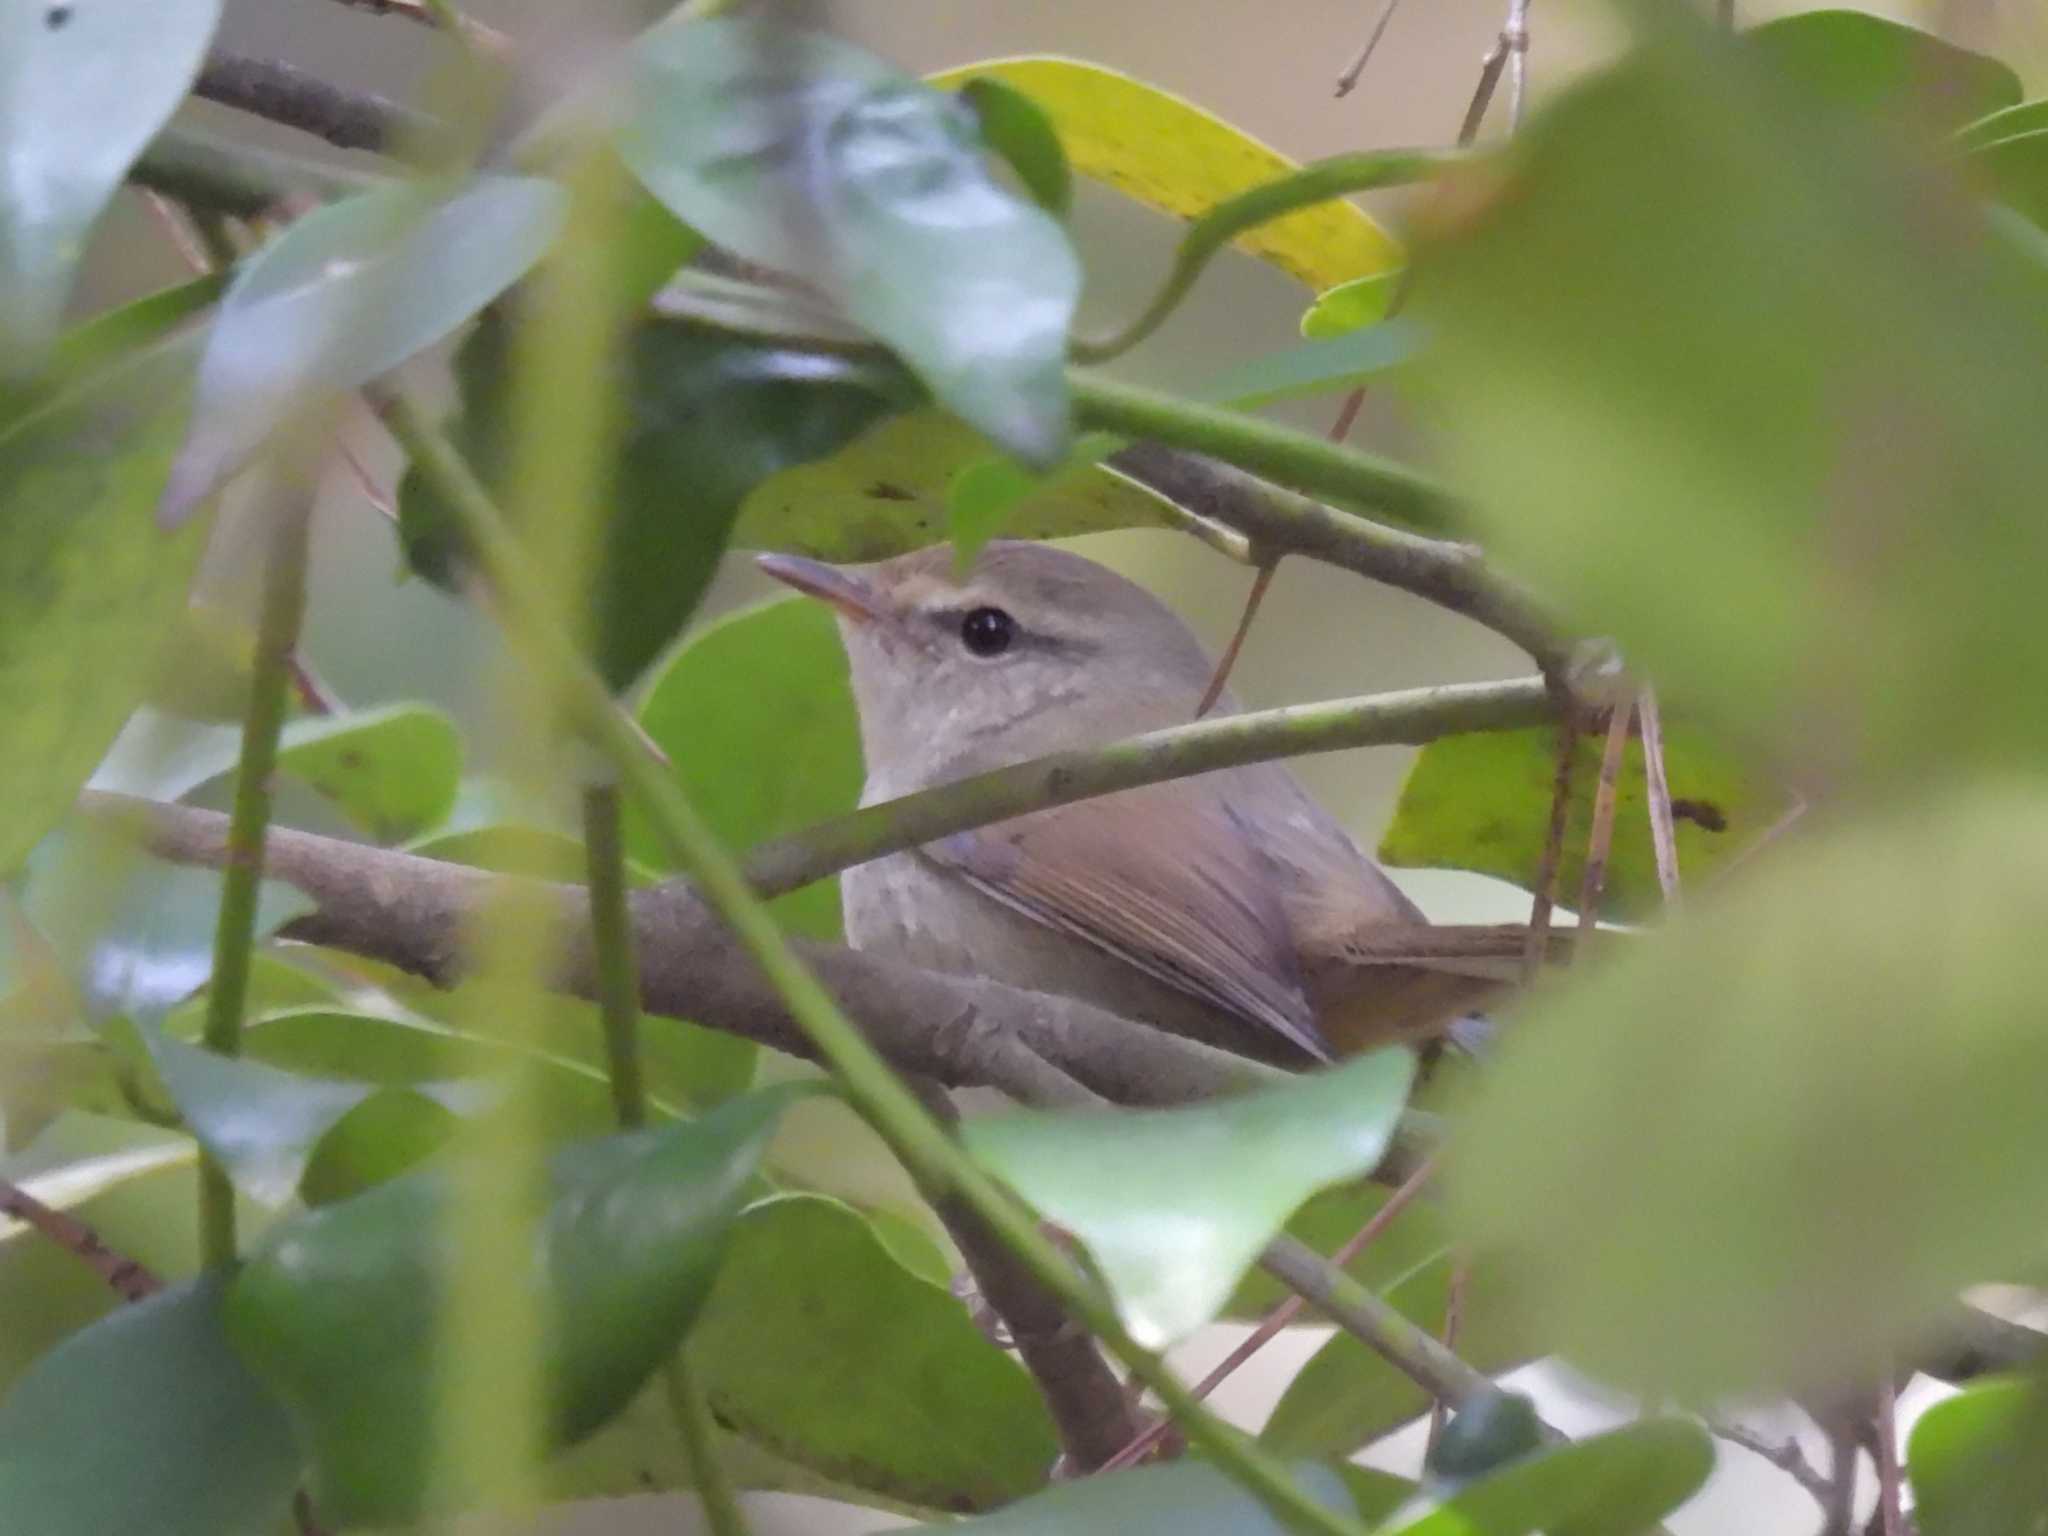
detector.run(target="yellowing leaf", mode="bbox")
[926,57,1400,290]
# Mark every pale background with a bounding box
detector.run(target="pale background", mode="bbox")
[80,1,2048,1531]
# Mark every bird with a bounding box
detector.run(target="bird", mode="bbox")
[758,540,1500,1068]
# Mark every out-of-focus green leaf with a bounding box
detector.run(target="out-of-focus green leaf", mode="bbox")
[276,703,464,843]
[965,1049,1414,1347]
[1404,22,2048,782]
[294,1087,460,1207]
[945,430,1121,570]
[1301,271,1401,339]
[1966,128,2048,235]
[689,1193,1055,1509]
[956,76,1072,216]
[1379,1419,1713,1536]
[622,18,1079,467]
[0,0,221,363]
[0,1276,300,1536]
[734,405,1184,559]
[1453,787,2048,1399]
[1747,10,2018,132]
[161,175,564,526]
[1907,1375,2048,1536]
[1199,319,1419,409]
[401,314,912,689]
[2,274,225,428]
[1425,1389,1545,1491]
[1261,1252,1534,1459]
[628,597,860,951]
[945,1459,1354,1535]
[225,1086,807,1525]
[142,605,257,722]
[1225,1177,1448,1319]
[1378,720,1786,921]
[924,57,1401,291]
[0,334,210,876]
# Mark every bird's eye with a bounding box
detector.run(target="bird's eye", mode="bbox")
[959,606,1016,657]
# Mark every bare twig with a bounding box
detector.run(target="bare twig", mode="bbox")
[1327,386,1368,444]
[1523,716,1580,982]
[1637,685,1681,905]
[0,1179,161,1302]
[194,52,434,155]
[1823,1422,1860,1536]
[321,0,511,52]
[1574,700,1634,934]
[1505,0,1533,130]
[1196,561,1277,717]
[1334,0,1406,98]
[286,654,344,716]
[1711,1421,1835,1510]
[1457,42,1512,146]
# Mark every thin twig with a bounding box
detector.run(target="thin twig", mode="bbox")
[319,0,512,54]
[1457,41,1512,146]
[1101,1154,1441,1472]
[1196,561,1277,717]
[339,437,399,523]
[1327,386,1368,444]
[1428,1256,1471,1451]
[1823,1422,1860,1536]
[285,654,344,716]
[1522,715,1580,982]
[139,190,214,274]
[1505,0,1533,131]
[1574,700,1634,935]
[1710,1421,1835,1510]
[1637,685,1681,905]
[194,51,433,156]
[0,1179,161,1302]
[1334,0,1406,98]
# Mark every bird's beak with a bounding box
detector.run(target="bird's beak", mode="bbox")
[755,553,890,626]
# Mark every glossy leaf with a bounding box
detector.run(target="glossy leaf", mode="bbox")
[1403,26,2048,781]
[956,76,1071,216]
[623,18,1079,467]
[226,1085,806,1524]
[1199,319,1420,410]
[1452,787,2048,1398]
[1747,10,2019,133]
[401,314,912,689]
[277,703,464,843]
[1379,1418,1713,1536]
[0,0,221,362]
[161,175,564,526]
[628,597,861,950]
[947,1459,1354,1536]
[0,1276,300,1536]
[0,334,210,876]
[1908,1375,2048,1536]
[925,57,1400,290]
[1302,271,1402,339]
[733,404,1184,559]
[965,1048,1414,1347]
[1378,720,1786,921]
[689,1194,1055,1509]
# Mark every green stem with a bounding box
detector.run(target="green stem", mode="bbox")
[132,125,379,218]
[378,385,1375,1536]
[1076,148,1463,363]
[741,677,1552,899]
[1072,368,1461,536]
[197,494,312,1266]
[665,1359,749,1536]
[582,782,648,1130]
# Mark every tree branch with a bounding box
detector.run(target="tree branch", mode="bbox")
[194,51,431,155]
[131,126,379,218]
[0,1179,160,1302]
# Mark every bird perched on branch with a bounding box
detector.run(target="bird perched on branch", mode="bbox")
[761,540,1505,1067]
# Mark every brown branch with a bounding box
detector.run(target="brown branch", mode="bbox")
[1523,716,1580,981]
[0,1179,160,1302]
[1196,560,1277,717]
[1574,700,1633,933]
[1711,1421,1835,1510]
[1334,0,1405,98]
[193,52,435,156]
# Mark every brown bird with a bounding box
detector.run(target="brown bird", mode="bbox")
[759,540,1501,1067]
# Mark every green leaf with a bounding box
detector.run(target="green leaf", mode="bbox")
[161,174,565,526]
[924,57,1401,291]
[621,17,1079,467]
[1403,25,2048,781]
[945,430,1122,570]
[1426,1389,1545,1490]
[295,1086,461,1207]
[1451,787,2048,1398]
[1746,10,2019,133]
[965,1048,1415,1347]
[0,333,210,876]
[1966,128,2048,236]
[2,273,226,428]
[1199,319,1420,410]
[1261,1252,1534,1460]
[1908,1375,2048,1536]
[1954,98,2048,153]
[1378,720,1786,921]
[628,596,861,951]
[400,313,912,690]
[276,703,465,843]
[0,0,221,363]
[0,1276,301,1536]
[946,1459,1354,1536]
[143,603,258,721]
[1378,1419,1712,1536]
[225,1085,806,1525]
[733,405,1185,559]
[689,1193,1056,1509]
[1302,271,1401,339]
[956,76,1072,216]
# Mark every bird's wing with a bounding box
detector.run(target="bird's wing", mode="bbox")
[923,785,1330,1061]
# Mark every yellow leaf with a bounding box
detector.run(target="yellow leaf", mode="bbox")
[926,56,1401,291]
